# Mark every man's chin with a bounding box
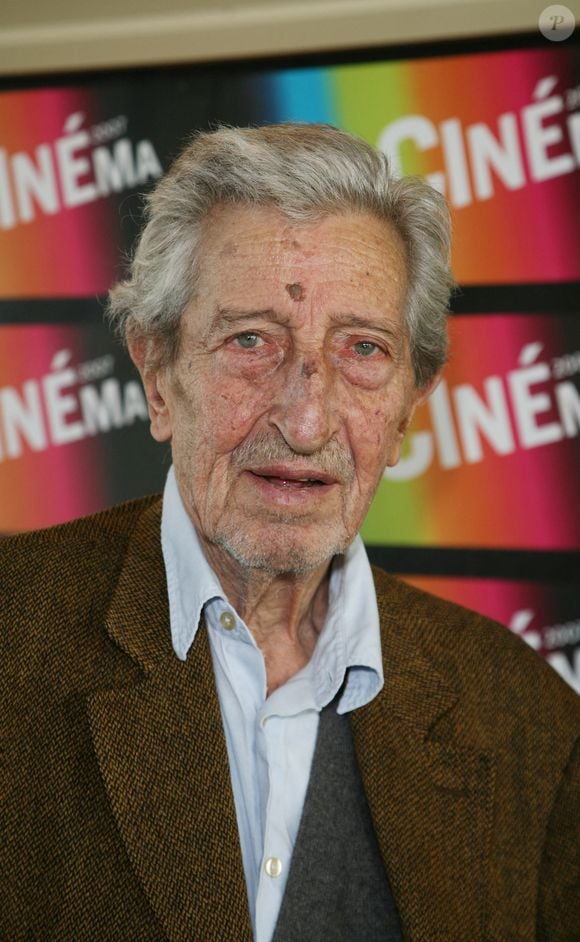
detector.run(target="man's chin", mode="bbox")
[213,528,345,576]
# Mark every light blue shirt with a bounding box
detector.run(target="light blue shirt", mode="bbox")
[161,466,384,942]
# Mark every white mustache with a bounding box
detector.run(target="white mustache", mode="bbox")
[232,433,355,485]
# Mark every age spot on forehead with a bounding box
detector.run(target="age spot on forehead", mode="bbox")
[286,282,305,302]
[301,360,317,379]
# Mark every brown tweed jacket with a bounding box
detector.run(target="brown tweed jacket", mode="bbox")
[1,495,579,942]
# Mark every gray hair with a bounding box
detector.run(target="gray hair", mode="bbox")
[107,123,454,387]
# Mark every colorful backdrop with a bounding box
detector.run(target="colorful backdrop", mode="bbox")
[1,37,579,690]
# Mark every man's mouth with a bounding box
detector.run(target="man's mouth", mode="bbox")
[254,475,323,488]
[246,465,338,489]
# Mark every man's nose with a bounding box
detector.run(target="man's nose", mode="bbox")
[268,355,338,455]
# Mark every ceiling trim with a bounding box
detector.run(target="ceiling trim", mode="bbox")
[0,0,540,77]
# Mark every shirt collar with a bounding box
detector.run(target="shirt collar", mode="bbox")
[161,466,384,709]
[309,535,384,712]
[161,466,223,661]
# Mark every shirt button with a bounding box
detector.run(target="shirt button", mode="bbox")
[264,857,283,878]
[219,611,236,630]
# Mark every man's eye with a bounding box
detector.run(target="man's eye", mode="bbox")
[353,340,380,357]
[234,332,262,349]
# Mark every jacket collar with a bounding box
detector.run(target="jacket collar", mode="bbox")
[88,498,252,942]
[351,568,494,940]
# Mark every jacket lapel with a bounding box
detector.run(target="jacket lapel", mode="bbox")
[87,501,252,942]
[351,571,495,941]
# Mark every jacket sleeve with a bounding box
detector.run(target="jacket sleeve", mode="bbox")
[536,734,580,941]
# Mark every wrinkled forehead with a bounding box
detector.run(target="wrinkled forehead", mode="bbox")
[193,202,409,306]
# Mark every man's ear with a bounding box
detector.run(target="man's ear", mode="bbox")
[127,333,173,443]
[386,371,441,468]
[414,371,442,409]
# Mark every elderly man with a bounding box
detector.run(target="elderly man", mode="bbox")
[2,124,579,942]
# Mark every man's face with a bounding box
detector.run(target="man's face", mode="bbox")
[136,204,430,574]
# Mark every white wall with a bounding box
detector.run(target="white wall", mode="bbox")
[0,0,541,76]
